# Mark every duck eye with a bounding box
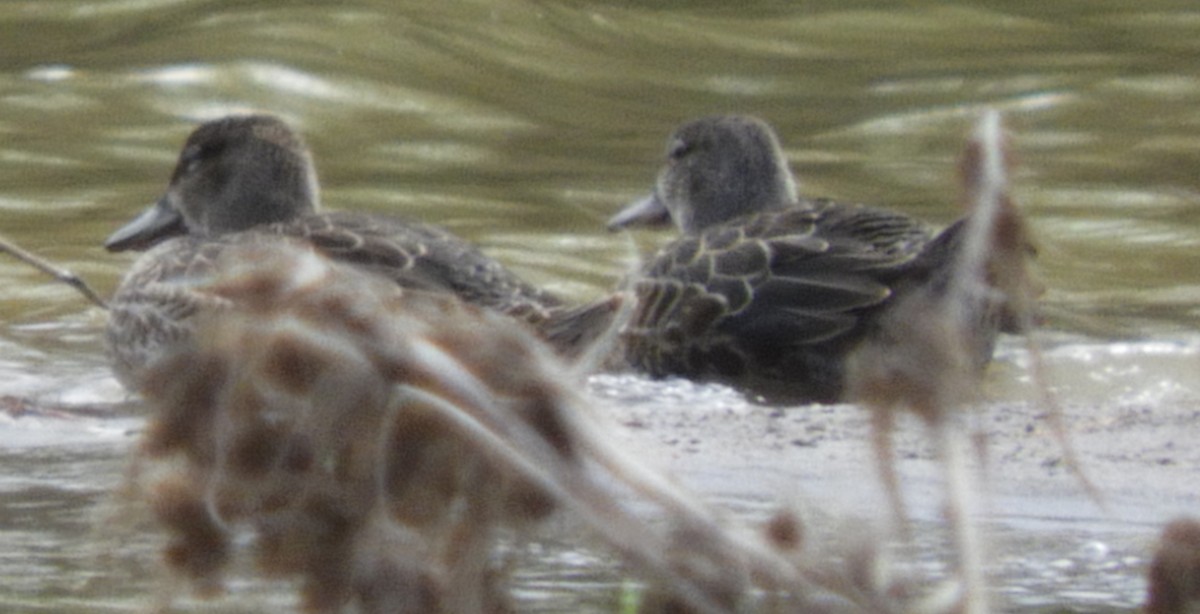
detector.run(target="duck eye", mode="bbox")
[179,140,226,175]
[179,144,205,175]
[667,137,692,161]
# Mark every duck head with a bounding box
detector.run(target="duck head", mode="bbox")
[105,114,320,252]
[608,115,800,234]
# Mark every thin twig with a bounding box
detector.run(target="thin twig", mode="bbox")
[0,234,108,310]
[1023,330,1107,507]
[960,114,1105,508]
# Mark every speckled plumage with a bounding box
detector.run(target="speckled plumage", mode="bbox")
[610,115,1011,404]
[105,114,606,390]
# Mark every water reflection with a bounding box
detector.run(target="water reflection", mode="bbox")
[3,0,1200,610]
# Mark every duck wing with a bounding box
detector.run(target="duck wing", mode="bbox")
[623,204,934,402]
[272,212,563,318]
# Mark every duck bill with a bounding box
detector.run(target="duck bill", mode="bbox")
[606,194,672,231]
[104,196,187,252]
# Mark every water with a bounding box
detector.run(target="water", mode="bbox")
[2,0,1200,611]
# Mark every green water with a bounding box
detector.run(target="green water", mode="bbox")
[2,1,1199,611]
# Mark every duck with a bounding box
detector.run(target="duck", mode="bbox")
[607,114,1021,404]
[105,114,615,390]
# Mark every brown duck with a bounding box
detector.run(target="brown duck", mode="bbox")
[106,114,613,389]
[608,115,1021,404]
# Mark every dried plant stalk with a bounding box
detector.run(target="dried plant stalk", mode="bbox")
[845,110,1047,614]
[0,234,107,309]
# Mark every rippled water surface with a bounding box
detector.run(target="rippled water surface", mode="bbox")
[2,1,1200,611]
